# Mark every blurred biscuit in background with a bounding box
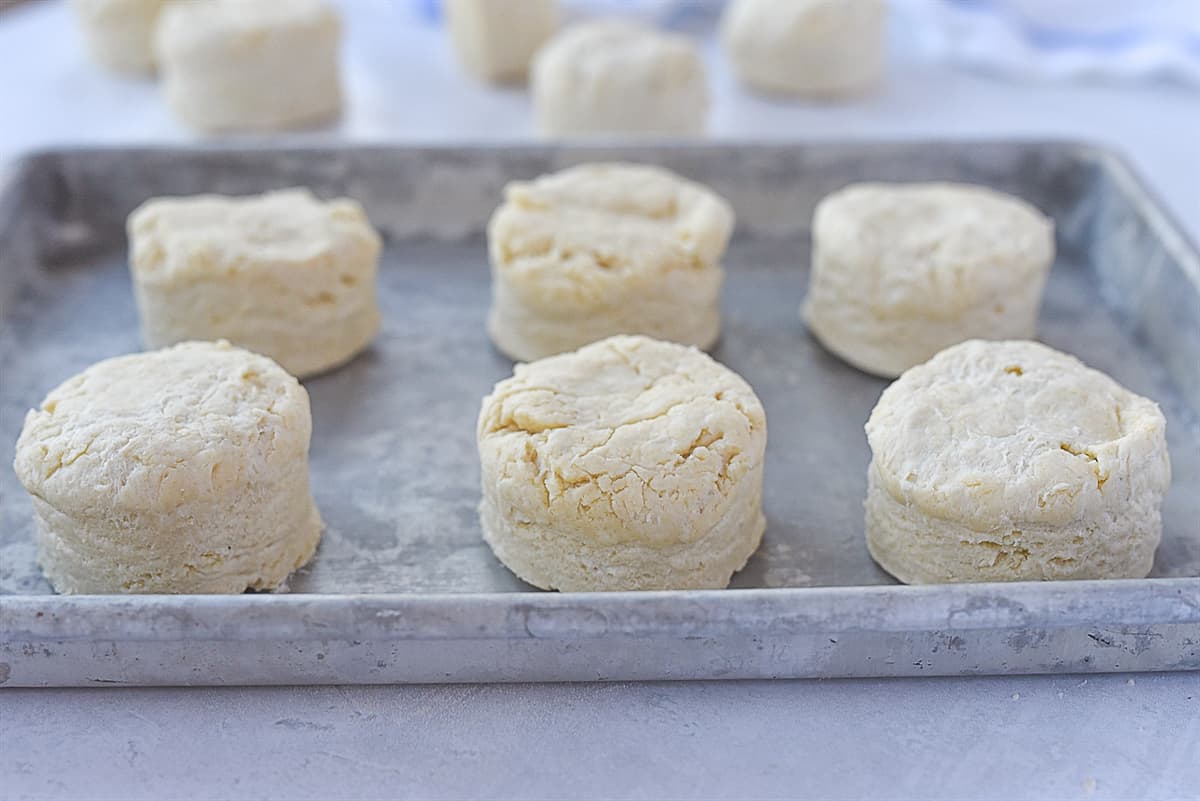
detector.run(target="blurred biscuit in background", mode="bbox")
[531,19,709,137]
[71,0,166,75]
[154,0,342,132]
[722,0,888,99]
[446,0,558,84]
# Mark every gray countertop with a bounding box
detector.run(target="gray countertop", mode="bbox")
[1,2,1198,799]
[5,675,1198,800]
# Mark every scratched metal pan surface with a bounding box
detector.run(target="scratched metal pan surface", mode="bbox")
[0,143,1197,687]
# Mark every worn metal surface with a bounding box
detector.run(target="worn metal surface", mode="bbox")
[0,143,1197,685]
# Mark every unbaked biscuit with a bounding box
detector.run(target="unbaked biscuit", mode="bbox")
[487,162,734,361]
[71,0,167,74]
[155,0,342,132]
[722,0,887,98]
[864,339,1171,584]
[477,335,767,591]
[803,182,1055,378]
[13,341,322,594]
[128,188,382,379]
[531,19,708,137]
[446,0,558,83]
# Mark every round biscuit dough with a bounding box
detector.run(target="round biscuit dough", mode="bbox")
[71,0,167,74]
[803,182,1055,378]
[13,341,323,594]
[128,188,382,379]
[477,335,767,591]
[446,0,558,83]
[487,162,734,362]
[864,339,1171,584]
[721,0,887,98]
[155,0,342,132]
[531,19,708,137]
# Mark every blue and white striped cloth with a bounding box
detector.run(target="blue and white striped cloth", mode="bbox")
[894,0,1200,85]
[410,0,1200,86]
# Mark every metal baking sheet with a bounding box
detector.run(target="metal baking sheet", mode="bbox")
[1,143,1197,686]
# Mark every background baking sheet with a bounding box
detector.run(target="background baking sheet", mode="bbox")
[1,143,1197,685]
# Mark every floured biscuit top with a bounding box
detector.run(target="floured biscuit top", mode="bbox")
[14,341,311,516]
[489,163,733,308]
[866,339,1170,529]
[128,188,380,283]
[816,182,1054,318]
[478,335,765,546]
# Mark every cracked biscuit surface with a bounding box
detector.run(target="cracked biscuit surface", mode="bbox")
[129,188,381,378]
[477,335,767,591]
[13,341,322,594]
[487,162,733,361]
[803,182,1055,378]
[864,340,1171,583]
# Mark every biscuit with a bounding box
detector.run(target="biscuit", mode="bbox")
[803,182,1055,378]
[71,0,167,74]
[531,19,708,136]
[477,335,767,591]
[446,0,558,83]
[487,162,733,361]
[722,0,887,98]
[864,340,1171,584]
[128,188,382,379]
[155,0,342,132]
[13,341,323,594]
